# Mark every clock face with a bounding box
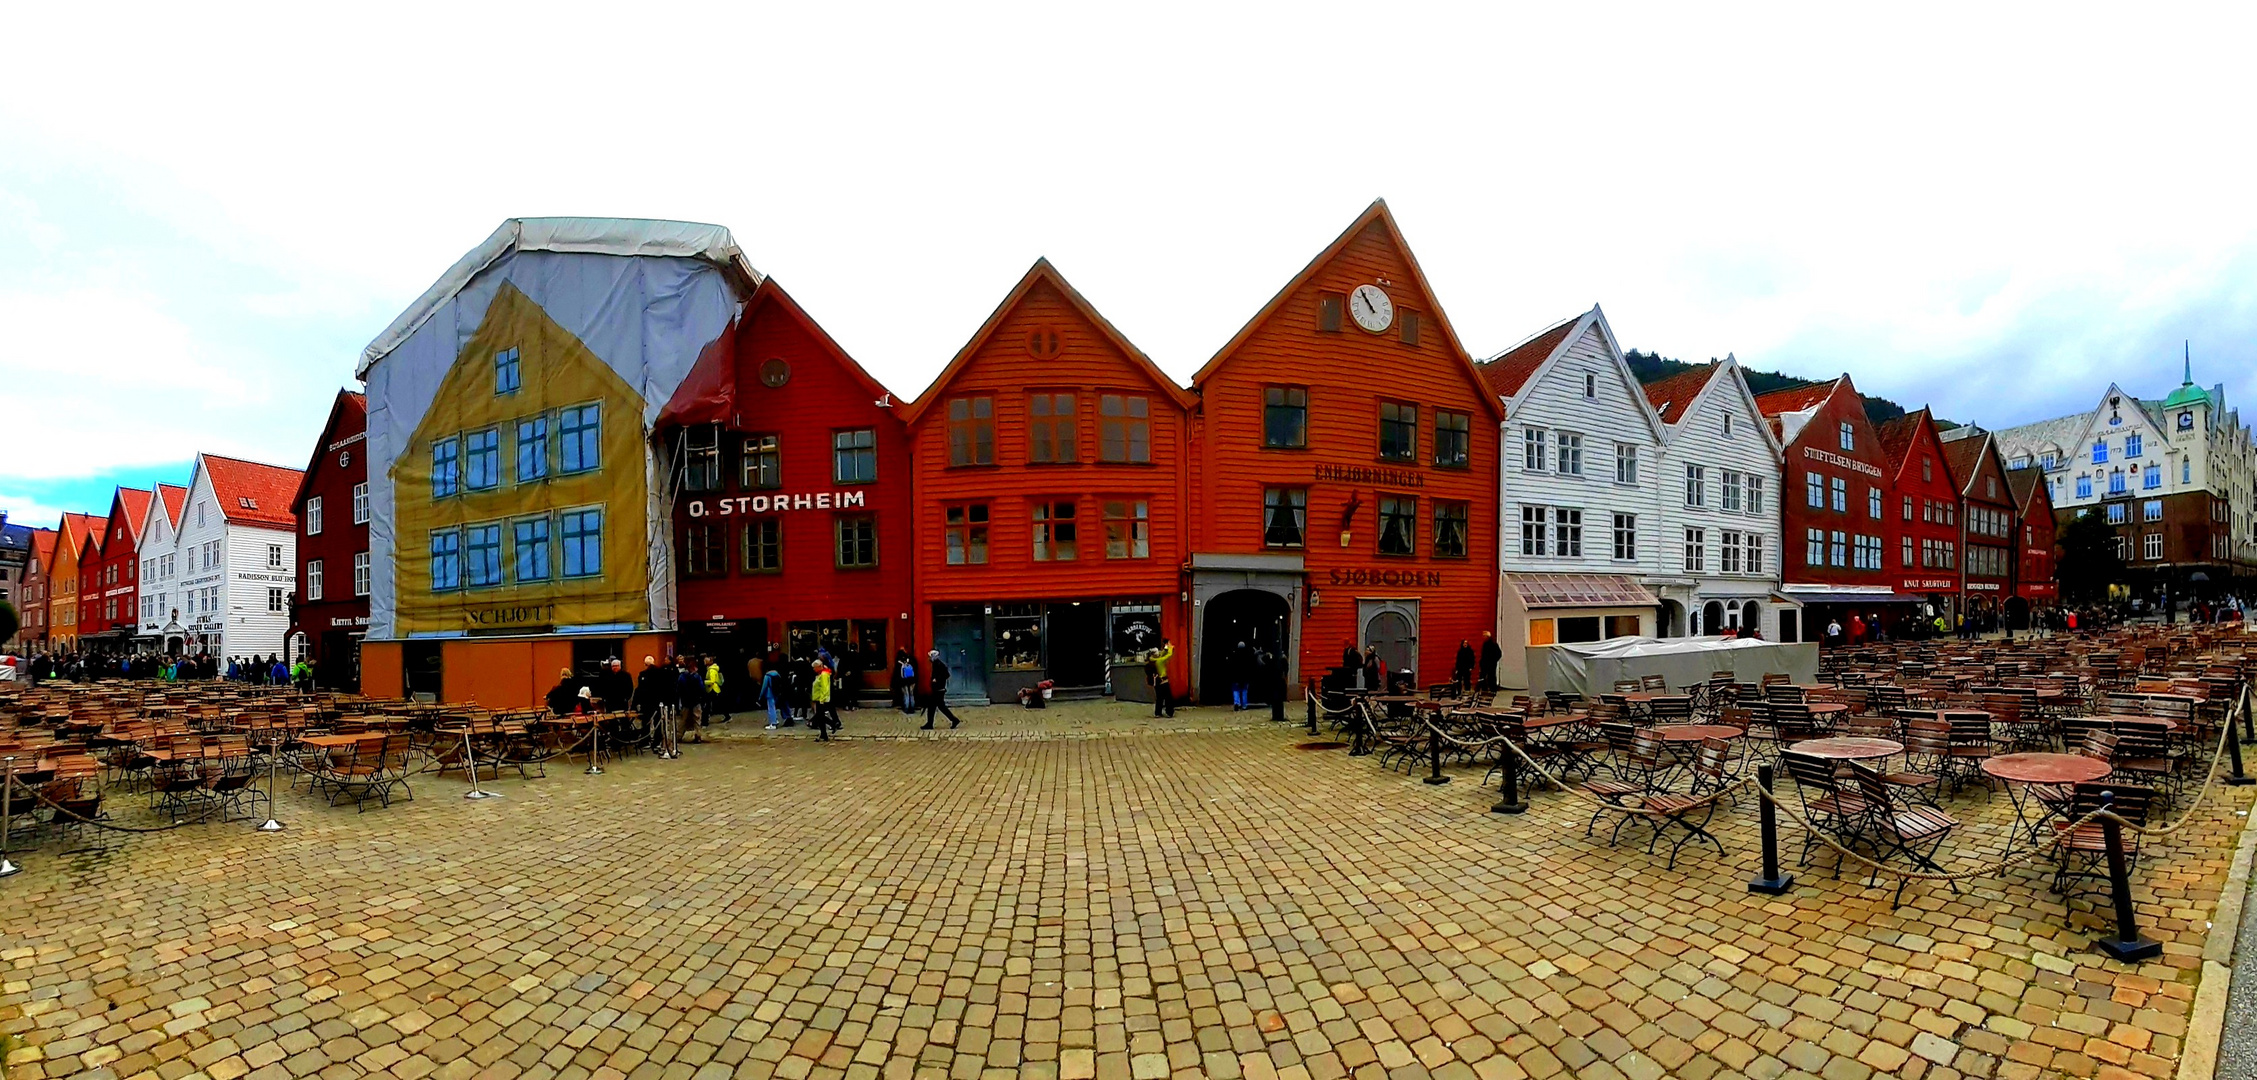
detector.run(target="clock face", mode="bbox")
[1348,284,1393,333]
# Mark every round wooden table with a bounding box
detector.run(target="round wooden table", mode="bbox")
[1655,724,1744,744]
[1788,737,1902,761]
[1984,752,2112,843]
[1806,702,1850,718]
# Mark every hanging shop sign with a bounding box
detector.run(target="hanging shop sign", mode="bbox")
[687,490,870,517]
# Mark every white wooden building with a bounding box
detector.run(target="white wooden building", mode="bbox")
[143,454,303,660]
[1639,357,1791,636]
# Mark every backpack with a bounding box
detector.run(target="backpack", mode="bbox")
[899,659,915,680]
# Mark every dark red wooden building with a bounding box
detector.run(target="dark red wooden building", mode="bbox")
[1941,428,2018,629]
[1188,201,1502,696]
[88,488,150,644]
[290,390,370,688]
[2006,466,2059,620]
[1875,409,1961,634]
[904,260,1193,705]
[658,279,914,705]
[1755,376,1903,642]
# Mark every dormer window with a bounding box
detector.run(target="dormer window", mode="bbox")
[1838,422,1854,451]
[238,497,257,510]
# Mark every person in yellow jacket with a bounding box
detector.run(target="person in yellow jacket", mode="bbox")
[703,657,727,725]
[1150,637,1176,718]
[810,661,838,741]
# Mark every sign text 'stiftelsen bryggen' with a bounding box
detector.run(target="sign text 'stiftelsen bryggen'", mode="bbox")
[687,490,869,518]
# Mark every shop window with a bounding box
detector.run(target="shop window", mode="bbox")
[431,438,460,498]
[1612,513,1636,560]
[742,434,781,489]
[1029,393,1078,463]
[1432,502,1469,558]
[681,522,726,578]
[306,560,324,602]
[945,504,989,565]
[1262,488,1306,548]
[994,613,1044,670]
[1558,616,1602,643]
[465,524,502,587]
[1433,412,1470,468]
[1377,495,1416,555]
[494,347,521,395]
[1033,501,1077,561]
[1100,395,1151,463]
[834,428,877,483]
[518,417,550,484]
[353,483,369,524]
[561,508,603,578]
[1103,500,1149,558]
[948,396,995,466]
[560,404,602,474]
[1252,391,1302,456]
[743,518,781,573]
[1527,618,1556,646]
[1605,615,1641,638]
[835,517,877,569]
[682,425,721,491]
[1111,604,1163,663]
[1316,293,1343,333]
[1379,402,1417,461]
[353,551,370,597]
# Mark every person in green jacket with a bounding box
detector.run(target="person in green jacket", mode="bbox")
[704,658,727,724]
[1150,638,1176,718]
[810,661,837,741]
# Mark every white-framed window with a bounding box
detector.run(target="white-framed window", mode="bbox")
[1746,533,1764,574]
[2126,434,2142,458]
[1522,427,1548,472]
[1720,470,1742,511]
[1583,371,1597,399]
[352,482,369,524]
[1720,530,1743,573]
[1682,527,1705,572]
[1838,421,1854,451]
[1614,443,1638,485]
[305,496,323,536]
[1721,412,1734,438]
[1685,465,1706,507]
[267,587,286,613]
[1830,476,1847,512]
[1829,530,1847,567]
[2143,499,2162,522]
[2144,532,2162,560]
[1556,432,1584,477]
[1556,508,1583,557]
[1854,534,1883,570]
[306,560,324,601]
[1520,505,1548,557]
[2106,503,2127,524]
[1746,475,1763,514]
[353,551,370,598]
[1902,535,1915,567]
[1867,486,1882,518]
[1806,471,1824,508]
[267,544,283,569]
[1612,514,1636,561]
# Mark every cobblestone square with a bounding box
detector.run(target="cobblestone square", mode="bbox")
[3,703,2248,1080]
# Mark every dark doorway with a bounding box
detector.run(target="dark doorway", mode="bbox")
[679,621,764,711]
[1701,601,1725,635]
[1201,590,1291,704]
[403,641,443,702]
[318,630,361,690]
[931,610,986,704]
[1048,602,1107,689]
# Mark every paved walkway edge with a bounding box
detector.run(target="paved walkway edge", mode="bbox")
[2181,799,2257,1080]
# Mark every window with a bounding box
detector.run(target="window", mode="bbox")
[1317,293,1342,332]
[432,438,461,498]
[2143,465,2160,490]
[1555,508,1583,557]
[561,509,603,578]
[1028,393,1077,463]
[1720,469,1742,511]
[430,530,462,592]
[1433,411,1470,468]
[1521,506,1549,556]
[2106,503,2127,524]
[948,397,995,466]
[1378,496,1416,555]
[2182,458,2191,483]
[268,587,286,614]
[2108,470,2126,495]
[1867,486,1882,518]
[1263,488,1306,548]
[1583,372,1597,399]
[465,429,500,490]
[1746,533,1764,574]
[1615,443,1638,485]
[1722,413,1734,438]
[307,560,324,601]
[2144,532,2163,560]
[1103,501,1150,558]
[1685,465,1706,507]
[1612,514,1636,561]
[2040,452,2057,470]
[1838,422,1854,451]
[1682,528,1705,572]
[507,517,551,582]
[268,544,283,568]
[1099,395,1151,463]
[2126,434,2142,458]
[305,496,324,536]
[1855,534,1883,570]
[197,502,207,528]
[1720,530,1742,573]
[743,519,782,573]
[1522,427,1548,471]
[494,347,521,394]
[835,517,877,568]
[1379,402,1418,461]
[464,524,502,587]
[1033,501,1077,560]
[2143,499,2162,522]
[2092,439,2108,464]
[509,418,549,485]
[1746,476,1763,514]
[1399,310,1421,346]
[560,405,602,474]
[1829,530,1847,567]
[352,483,368,524]
[943,504,989,565]
[1432,502,1469,558]
[1806,471,1824,508]
[1264,387,1308,449]
[1556,432,1583,476]
[353,552,370,597]
[2076,474,2093,498]
[832,428,878,483]
[1830,476,1847,512]
[742,434,781,489]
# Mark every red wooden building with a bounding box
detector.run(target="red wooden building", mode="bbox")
[1875,409,1962,634]
[1188,202,1501,696]
[658,279,914,705]
[2006,466,2059,620]
[75,521,107,646]
[904,260,1193,705]
[290,390,371,688]
[95,488,152,643]
[1941,428,2018,629]
[1755,376,1903,642]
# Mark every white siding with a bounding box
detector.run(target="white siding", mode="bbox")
[1497,322,1665,580]
[225,525,295,658]
[1652,363,1785,634]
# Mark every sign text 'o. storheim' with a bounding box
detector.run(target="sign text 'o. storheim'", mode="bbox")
[687,491,869,518]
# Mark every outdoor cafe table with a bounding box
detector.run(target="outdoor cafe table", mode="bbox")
[1982,752,2111,845]
[1620,693,1690,720]
[1788,736,1902,762]
[1655,724,1743,744]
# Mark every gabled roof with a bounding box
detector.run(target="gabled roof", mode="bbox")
[1192,200,1502,421]
[201,453,305,530]
[1873,409,1936,484]
[293,390,369,513]
[2005,466,2048,515]
[1940,429,2003,500]
[58,512,102,563]
[156,484,187,527]
[1640,363,1720,425]
[904,258,1192,423]
[659,278,901,430]
[1479,316,1579,400]
[1752,378,1839,416]
[112,487,153,545]
[28,528,56,569]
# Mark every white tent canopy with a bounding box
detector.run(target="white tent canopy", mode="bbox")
[1533,636,1817,697]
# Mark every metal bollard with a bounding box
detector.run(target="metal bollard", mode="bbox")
[258,735,285,831]
[461,730,501,801]
[2094,791,2161,962]
[1747,764,1793,894]
[1491,744,1526,814]
[1424,729,1450,785]
[2229,723,2253,787]
[586,717,604,776]
[2243,697,2254,744]
[0,757,18,877]
[1306,690,1318,736]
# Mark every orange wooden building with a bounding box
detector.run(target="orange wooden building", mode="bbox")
[1187,202,1503,698]
[903,261,1194,705]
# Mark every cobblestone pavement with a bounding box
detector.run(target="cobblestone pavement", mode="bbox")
[3,703,2250,1080]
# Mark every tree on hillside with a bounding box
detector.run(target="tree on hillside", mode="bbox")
[2055,511,2124,605]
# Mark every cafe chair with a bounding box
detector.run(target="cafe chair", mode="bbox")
[1779,750,1871,876]
[1631,738,1734,869]
[2051,782,2155,918]
[1847,762,1961,909]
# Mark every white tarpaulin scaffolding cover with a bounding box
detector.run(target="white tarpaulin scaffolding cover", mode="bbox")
[1535,636,1818,697]
[360,217,760,640]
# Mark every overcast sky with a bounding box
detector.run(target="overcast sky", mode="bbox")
[5,3,2254,527]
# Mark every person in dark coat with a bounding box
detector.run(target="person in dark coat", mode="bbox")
[1361,646,1383,695]
[597,658,633,712]
[1228,640,1256,710]
[1341,641,1361,682]
[922,650,961,729]
[1266,646,1289,722]
[1477,632,1502,694]
[1452,639,1476,695]
[633,655,674,741]
[545,668,580,717]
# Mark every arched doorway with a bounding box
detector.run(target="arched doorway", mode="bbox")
[2004,595,2029,631]
[1657,599,1685,638]
[1199,590,1290,704]
[1362,606,1417,691]
[1701,601,1725,636]
[1738,601,1762,635]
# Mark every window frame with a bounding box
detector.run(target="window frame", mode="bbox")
[559,404,603,475]
[834,515,879,569]
[947,396,997,467]
[1263,386,1309,450]
[1262,488,1307,549]
[741,433,781,490]
[1032,500,1078,561]
[560,507,604,579]
[1027,392,1079,464]
[1431,501,1469,559]
[1378,401,1418,462]
[1102,499,1150,559]
[1376,494,1417,556]
[1432,411,1471,468]
[494,346,521,395]
[1098,394,1152,464]
[742,517,783,574]
[833,427,879,484]
[306,496,323,536]
[944,503,990,566]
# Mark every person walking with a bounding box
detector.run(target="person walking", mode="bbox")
[1266,645,1288,723]
[1150,638,1176,717]
[704,656,727,723]
[761,663,784,730]
[810,661,837,740]
[1478,631,1502,695]
[1451,639,1475,696]
[1228,640,1254,710]
[634,655,672,746]
[922,650,961,730]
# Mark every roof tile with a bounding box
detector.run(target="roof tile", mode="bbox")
[1478,317,1579,400]
[202,454,304,530]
